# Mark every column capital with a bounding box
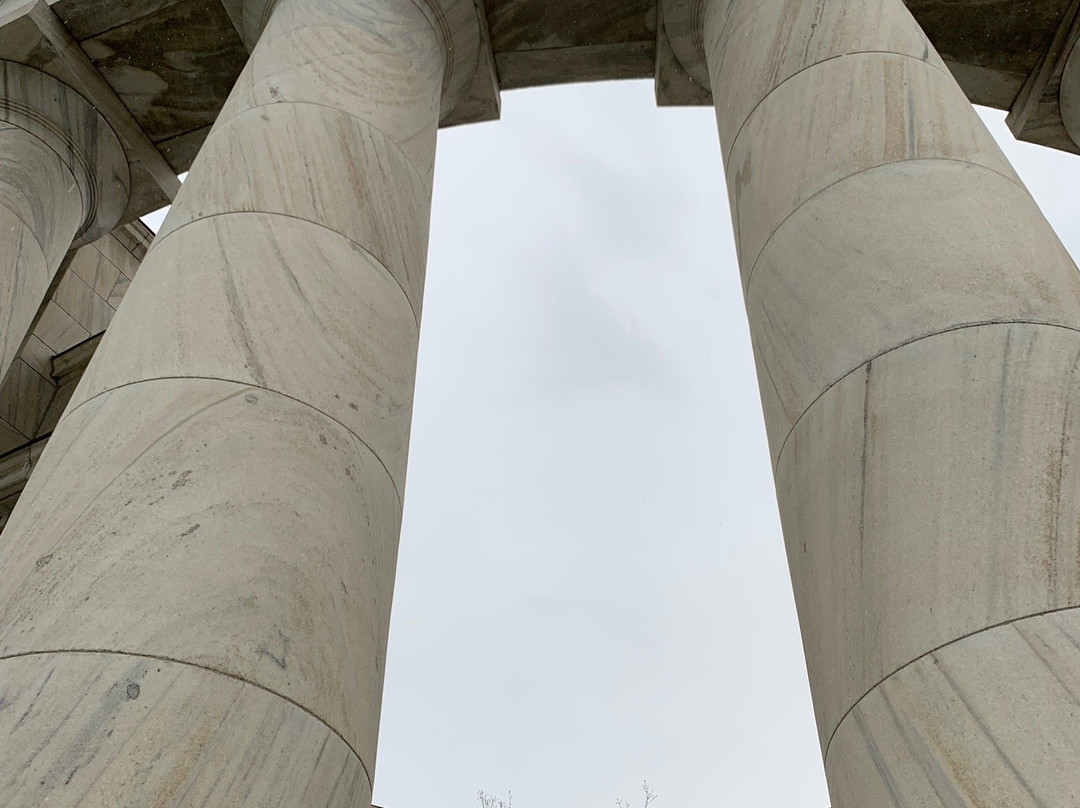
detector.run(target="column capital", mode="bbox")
[0,60,128,246]
[660,0,710,90]
[222,0,483,125]
[1063,38,1080,147]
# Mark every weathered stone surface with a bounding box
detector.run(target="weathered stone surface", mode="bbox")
[746,161,1080,461]
[827,607,1080,807]
[74,214,421,489]
[0,0,444,801]
[907,0,1070,77]
[0,61,127,390]
[727,55,1010,275]
[83,0,248,144]
[487,0,654,51]
[704,0,1080,804]
[0,652,369,807]
[0,379,401,769]
[779,323,1080,749]
[0,0,1079,803]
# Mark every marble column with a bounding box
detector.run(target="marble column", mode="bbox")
[0,61,127,385]
[0,0,475,805]
[1063,38,1080,147]
[695,0,1080,803]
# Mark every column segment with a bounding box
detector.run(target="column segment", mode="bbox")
[0,0,476,804]
[0,61,127,384]
[1063,38,1079,147]
[681,0,1080,802]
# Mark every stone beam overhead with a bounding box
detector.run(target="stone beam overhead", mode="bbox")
[0,0,247,222]
[1006,0,1080,154]
[26,1,181,199]
[0,0,1073,224]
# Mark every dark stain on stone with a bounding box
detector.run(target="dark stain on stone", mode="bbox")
[257,631,290,670]
[180,523,201,537]
[487,0,654,50]
[171,470,192,490]
[319,433,328,445]
[245,393,259,405]
[35,553,53,570]
[15,669,53,727]
[82,0,249,142]
[126,683,140,700]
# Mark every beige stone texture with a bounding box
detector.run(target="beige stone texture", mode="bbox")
[704,0,1080,803]
[705,0,948,158]
[728,54,1016,274]
[827,608,1080,807]
[0,223,148,485]
[0,61,127,390]
[73,215,420,490]
[0,652,369,807]
[0,0,449,803]
[221,0,483,128]
[780,323,1080,748]
[747,161,1080,462]
[0,380,401,770]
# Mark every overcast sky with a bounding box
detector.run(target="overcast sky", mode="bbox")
[144,79,1080,808]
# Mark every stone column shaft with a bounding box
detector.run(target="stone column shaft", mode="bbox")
[702,0,1080,803]
[0,61,127,384]
[0,0,449,804]
[1063,38,1080,147]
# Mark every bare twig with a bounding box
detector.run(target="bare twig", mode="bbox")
[617,781,657,808]
[478,790,512,808]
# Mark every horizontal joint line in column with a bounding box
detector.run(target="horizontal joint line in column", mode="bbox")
[215,98,433,184]
[773,319,1080,472]
[0,117,93,238]
[742,157,1027,297]
[55,374,404,506]
[821,602,1080,768]
[151,209,421,335]
[0,647,373,792]
[723,48,954,175]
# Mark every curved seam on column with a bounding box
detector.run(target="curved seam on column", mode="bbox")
[0,197,56,273]
[0,647,374,793]
[409,0,454,97]
[772,319,1080,472]
[21,136,91,242]
[150,209,422,334]
[821,601,1080,768]
[211,99,432,184]
[722,49,955,175]
[250,0,452,98]
[55,375,405,505]
[0,105,94,237]
[742,158,1028,296]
